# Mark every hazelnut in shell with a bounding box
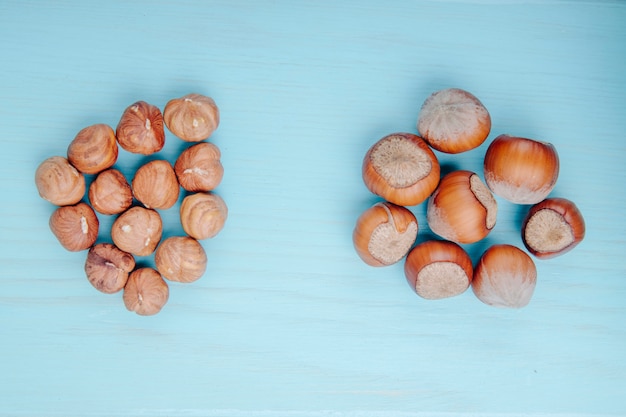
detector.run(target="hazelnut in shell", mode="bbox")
[174,142,224,192]
[85,243,135,294]
[164,93,220,142]
[180,192,228,240]
[35,156,86,206]
[123,267,169,316]
[88,168,133,215]
[111,206,162,256]
[483,134,559,204]
[404,240,473,300]
[522,197,585,259]
[116,101,165,155]
[49,202,99,252]
[427,170,497,244]
[132,160,180,210]
[67,123,118,174]
[417,88,491,154]
[353,202,418,267]
[362,133,440,206]
[472,244,537,308]
[155,236,207,283]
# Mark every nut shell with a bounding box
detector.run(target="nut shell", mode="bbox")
[174,142,224,192]
[132,160,180,210]
[155,236,207,283]
[35,156,86,206]
[164,93,220,142]
[116,101,165,155]
[85,243,135,294]
[49,202,99,252]
[88,169,133,215]
[111,206,162,256]
[67,124,118,174]
[180,192,228,240]
[123,267,169,316]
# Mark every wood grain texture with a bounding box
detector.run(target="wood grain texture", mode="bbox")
[1,1,625,416]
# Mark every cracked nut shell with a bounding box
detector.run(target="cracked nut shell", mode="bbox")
[85,243,135,294]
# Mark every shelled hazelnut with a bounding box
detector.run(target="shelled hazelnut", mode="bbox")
[164,93,220,142]
[67,124,118,174]
[132,160,179,210]
[174,142,224,192]
[155,236,207,283]
[88,168,133,215]
[180,192,228,240]
[35,156,85,206]
[111,206,162,256]
[85,243,135,294]
[116,101,165,155]
[49,202,99,252]
[123,267,169,316]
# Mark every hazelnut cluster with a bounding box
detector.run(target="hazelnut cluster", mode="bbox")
[35,93,227,316]
[354,87,585,308]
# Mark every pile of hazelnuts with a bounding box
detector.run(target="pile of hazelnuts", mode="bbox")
[353,88,586,308]
[35,94,227,316]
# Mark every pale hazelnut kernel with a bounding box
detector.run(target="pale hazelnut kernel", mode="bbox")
[174,142,224,192]
[164,93,220,142]
[35,156,86,206]
[67,123,118,174]
[155,236,207,283]
[123,267,169,316]
[49,202,99,252]
[132,160,180,210]
[180,192,228,240]
[88,169,133,215]
[111,206,162,256]
[116,101,165,155]
[85,243,135,294]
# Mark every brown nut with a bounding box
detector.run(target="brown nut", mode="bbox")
[85,243,135,294]
[67,124,118,174]
[88,169,133,215]
[111,206,162,256]
[132,160,179,210]
[164,93,220,142]
[35,156,86,206]
[123,267,169,316]
[174,142,224,192]
[155,236,207,283]
[180,192,228,240]
[116,101,165,155]
[49,202,99,252]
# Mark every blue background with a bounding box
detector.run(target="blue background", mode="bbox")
[1,1,625,415]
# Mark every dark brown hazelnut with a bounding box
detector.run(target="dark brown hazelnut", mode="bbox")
[155,236,207,283]
[49,202,99,251]
[88,169,133,215]
[67,124,118,174]
[180,192,228,240]
[111,206,162,256]
[85,243,135,294]
[174,142,224,192]
[163,93,220,142]
[123,267,169,316]
[116,101,165,155]
[131,160,179,210]
[35,156,86,206]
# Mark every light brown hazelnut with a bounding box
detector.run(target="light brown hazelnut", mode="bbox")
[67,124,118,174]
[164,93,220,142]
[111,206,162,256]
[131,160,180,210]
[35,156,86,206]
[174,142,224,192]
[116,101,165,155]
[155,236,207,283]
[49,202,99,251]
[180,192,228,240]
[123,267,169,316]
[88,169,133,215]
[85,243,135,294]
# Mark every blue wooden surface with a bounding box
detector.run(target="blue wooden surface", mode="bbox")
[1,1,625,415]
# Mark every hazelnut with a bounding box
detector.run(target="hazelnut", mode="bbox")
[155,236,207,283]
[49,202,99,251]
[179,192,228,240]
[88,169,133,215]
[352,202,418,267]
[417,88,491,154]
[111,206,162,256]
[163,93,220,142]
[132,160,179,210]
[174,142,224,192]
[362,133,440,206]
[85,243,135,294]
[116,101,165,155]
[67,124,118,174]
[35,156,86,206]
[123,267,169,316]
